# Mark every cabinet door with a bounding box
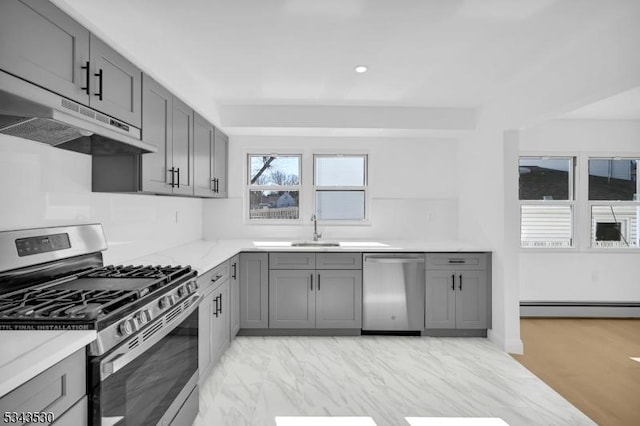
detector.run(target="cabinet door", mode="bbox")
[229,255,240,338]
[315,270,362,328]
[269,270,315,328]
[455,270,488,329]
[171,97,194,196]
[239,253,268,328]
[425,270,456,329]
[211,281,230,365]
[193,113,214,197]
[197,292,214,381]
[212,127,228,198]
[0,0,90,104]
[89,35,142,127]
[141,74,172,194]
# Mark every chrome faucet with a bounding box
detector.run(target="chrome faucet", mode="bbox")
[311,214,322,241]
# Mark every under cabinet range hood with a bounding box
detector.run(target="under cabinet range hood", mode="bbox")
[0,71,156,155]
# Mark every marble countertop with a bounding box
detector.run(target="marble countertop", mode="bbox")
[0,330,96,398]
[127,239,492,276]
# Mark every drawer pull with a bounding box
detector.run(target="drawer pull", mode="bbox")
[448,259,466,264]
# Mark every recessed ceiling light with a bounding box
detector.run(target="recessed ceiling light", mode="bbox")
[354,65,368,73]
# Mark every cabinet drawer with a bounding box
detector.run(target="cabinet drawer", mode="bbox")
[316,253,362,270]
[426,253,488,270]
[198,261,230,295]
[269,253,316,270]
[0,348,86,423]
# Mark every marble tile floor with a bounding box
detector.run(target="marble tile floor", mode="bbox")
[193,336,595,426]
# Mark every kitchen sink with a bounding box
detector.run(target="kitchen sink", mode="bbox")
[291,241,340,247]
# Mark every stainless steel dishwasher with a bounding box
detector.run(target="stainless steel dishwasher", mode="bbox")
[362,253,425,332]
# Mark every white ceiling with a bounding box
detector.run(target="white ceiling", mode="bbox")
[561,86,640,120]
[53,0,639,133]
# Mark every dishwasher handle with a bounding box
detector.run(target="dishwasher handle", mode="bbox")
[364,256,425,264]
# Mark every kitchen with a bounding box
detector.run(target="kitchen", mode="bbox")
[1,1,639,425]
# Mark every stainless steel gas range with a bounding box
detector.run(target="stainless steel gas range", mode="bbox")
[0,224,200,426]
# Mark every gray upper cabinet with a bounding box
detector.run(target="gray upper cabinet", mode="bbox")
[171,97,194,196]
[88,35,142,127]
[0,0,90,104]
[239,253,269,329]
[193,113,215,197]
[140,74,172,193]
[212,128,228,198]
[0,1,141,126]
[425,253,488,330]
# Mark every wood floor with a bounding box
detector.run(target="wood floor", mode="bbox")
[512,318,640,426]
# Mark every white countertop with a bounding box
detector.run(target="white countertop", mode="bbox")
[127,239,491,276]
[0,330,96,398]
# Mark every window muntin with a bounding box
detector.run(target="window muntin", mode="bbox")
[314,155,367,221]
[519,157,575,248]
[248,154,301,221]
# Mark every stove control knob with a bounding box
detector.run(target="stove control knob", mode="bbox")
[177,286,186,298]
[159,295,175,309]
[187,281,198,293]
[136,310,152,325]
[118,319,135,336]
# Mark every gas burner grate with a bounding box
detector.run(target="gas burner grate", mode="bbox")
[85,264,187,279]
[0,287,137,320]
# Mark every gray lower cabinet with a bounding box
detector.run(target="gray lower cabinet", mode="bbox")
[0,1,141,127]
[269,270,315,328]
[198,263,230,382]
[269,269,362,329]
[425,253,489,330]
[0,348,87,426]
[229,255,240,338]
[239,253,269,329]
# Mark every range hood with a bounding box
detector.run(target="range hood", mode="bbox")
[0,71,156,155]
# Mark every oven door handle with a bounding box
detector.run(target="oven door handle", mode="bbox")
[101,294,201,380]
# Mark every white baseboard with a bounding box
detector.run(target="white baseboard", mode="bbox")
[487,329,524,355]
[520,301,640,318]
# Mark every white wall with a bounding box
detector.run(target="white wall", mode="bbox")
[519,119,640,301]
[0,134,203,265]
[203,135,459,241]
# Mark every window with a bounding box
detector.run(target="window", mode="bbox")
[314,155,368,221]
[247,154,301,220]
[588,158,639,248]
[519,157,574,248]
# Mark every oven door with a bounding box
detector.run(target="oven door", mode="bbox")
[90,296,200,426]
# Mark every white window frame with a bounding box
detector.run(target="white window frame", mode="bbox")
[313,154,369,224]
[519,155,576,249]
[587,156,640,250]
[246,153,302,224]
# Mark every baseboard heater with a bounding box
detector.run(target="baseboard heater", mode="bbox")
[520,301,640,318]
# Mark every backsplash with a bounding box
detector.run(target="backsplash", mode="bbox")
[0,134,203,265]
